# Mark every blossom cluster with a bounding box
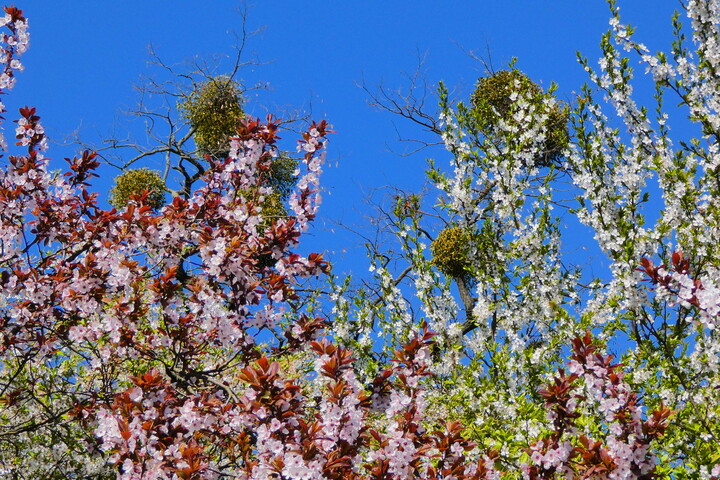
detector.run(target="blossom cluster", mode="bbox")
[524,333,671,480]
[639,251,720,330]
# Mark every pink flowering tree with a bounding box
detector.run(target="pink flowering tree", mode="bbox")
[0,7,506,479]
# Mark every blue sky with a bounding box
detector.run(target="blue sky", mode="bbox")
[6,1,680,277]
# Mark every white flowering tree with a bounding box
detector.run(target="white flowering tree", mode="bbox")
[329,0,720,477]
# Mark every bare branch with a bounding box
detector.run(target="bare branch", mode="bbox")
[359,54,442,137]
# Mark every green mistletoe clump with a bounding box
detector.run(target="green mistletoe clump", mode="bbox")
[266,152,298,201]
[471,69,569,167]
[179,76,244,156]
[256,152,299,230]
[431,227,472,278]
[254,152,299,267]
[109,168,167,211]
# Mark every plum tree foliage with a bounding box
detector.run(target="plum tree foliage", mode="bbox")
[1,1,720,479]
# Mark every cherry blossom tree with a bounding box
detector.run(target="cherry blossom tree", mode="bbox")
[0,6,504,479]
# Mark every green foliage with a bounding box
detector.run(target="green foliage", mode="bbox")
[470,69,569,167]
[179,76,244,156]
[266,152,298,201]
[109,168,167,211]
[258,192,286,230]
[430,227,471,278]
[254,152,299,235]
[393,193,422,220]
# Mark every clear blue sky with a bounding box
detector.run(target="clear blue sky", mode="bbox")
[7,1,679,276]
